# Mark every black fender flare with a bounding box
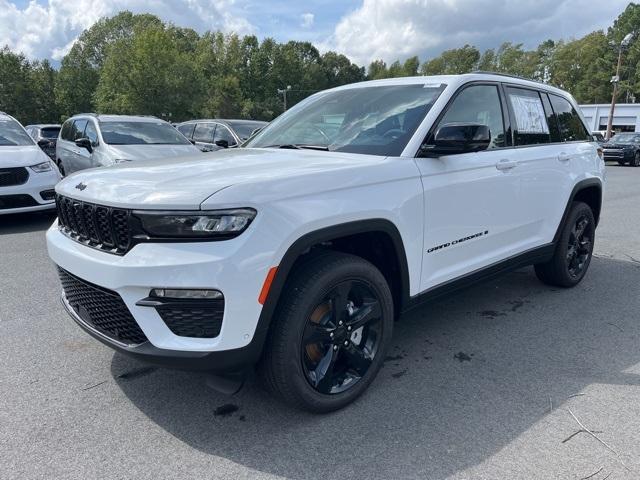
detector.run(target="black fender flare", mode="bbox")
[553,178,603,243]
[248,219,411,358]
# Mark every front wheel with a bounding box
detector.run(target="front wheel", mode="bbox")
[631,152,640,167]
[260,252,393,412]
[56,160,66,177]
[535,201,595,287]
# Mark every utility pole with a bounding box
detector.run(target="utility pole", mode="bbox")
[606,33,633,140]
[277,85,292,111]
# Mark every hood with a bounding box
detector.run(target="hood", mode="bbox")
[55,148,391,209]
[0,145,51,167]
[107,143,202,161]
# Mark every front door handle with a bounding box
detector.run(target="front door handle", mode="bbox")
[496,159,517,171]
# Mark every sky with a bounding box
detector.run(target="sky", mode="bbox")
[0,0,632,66]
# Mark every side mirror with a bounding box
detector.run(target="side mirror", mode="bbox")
[215,139,229,148]
[75,137,93,153]
[37,139,51,148]
[421,123,491,156]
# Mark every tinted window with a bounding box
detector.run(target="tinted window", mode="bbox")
[193,123,216,143]
[247,83,446,156]
[84,122,99,146]
[71,120,88,141]
[214,125,236,146]
[230,122,267,140]
[99,121,191,145]
[0,119,34,146]
[549,94,590,142]
[177,123,195,139]
[506,87,550,145]
[41,127,60,139]
[434,84,505,148]
[541,93,561,143]
[60,120,73,140]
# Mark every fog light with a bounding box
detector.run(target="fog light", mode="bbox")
[150,288,222,300]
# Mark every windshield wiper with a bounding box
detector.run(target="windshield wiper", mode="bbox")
[264,144,330,151]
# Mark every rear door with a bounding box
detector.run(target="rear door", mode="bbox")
[67,119,88,173]
[415,83,526,290]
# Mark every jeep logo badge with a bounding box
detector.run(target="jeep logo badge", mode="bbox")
[75,182,87,191]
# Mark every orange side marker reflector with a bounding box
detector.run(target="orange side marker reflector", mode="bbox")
[258,267,278,305]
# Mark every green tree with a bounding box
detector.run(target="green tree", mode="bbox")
[420,45,480,75]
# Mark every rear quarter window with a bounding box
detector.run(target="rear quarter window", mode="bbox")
[549,94,590,142]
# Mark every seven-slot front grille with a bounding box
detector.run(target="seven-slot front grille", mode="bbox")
[56,195,131,254]
[0,167,29,187]
[58,268,148,345]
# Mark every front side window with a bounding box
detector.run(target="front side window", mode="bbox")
[214,125,237,146]
[99,121,192,145]
[432,84,505,149]
[0,119,34,146]
[193,123,216,143]
[71,120,88,141]
[246,83,447,156]
[549,94,590,142]
[506,87,550,146]
[84,122,99,146]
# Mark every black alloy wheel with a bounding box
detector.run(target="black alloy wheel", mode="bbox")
[301,279,382,395]
[566,214,594,279]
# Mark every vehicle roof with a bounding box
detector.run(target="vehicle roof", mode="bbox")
[179,119,267,126]
[70,114,166,123]
[327,73,572,98]
[25,124,61,129]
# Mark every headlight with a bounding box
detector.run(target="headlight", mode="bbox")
[133,208,256,239]
[30,161,52,173]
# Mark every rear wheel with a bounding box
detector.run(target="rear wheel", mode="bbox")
[261,252,393,412]
[535,201,595,287]
[631,152,640,167]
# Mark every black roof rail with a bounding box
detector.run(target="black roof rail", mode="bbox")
[471,71,549,86]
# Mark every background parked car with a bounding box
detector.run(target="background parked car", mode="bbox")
[602,132,640,166]
[25,124,61,160]
[56,114,201,175]
[0,113,61,214]
[176,119,267,151]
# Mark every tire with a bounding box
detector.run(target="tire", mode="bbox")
[631,152,640,167]
[618,160,626,166]
[534,201,595,288]
[260,251,394,413]
[56,160,65,177]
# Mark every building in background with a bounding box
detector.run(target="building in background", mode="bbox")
[580,104,640,134]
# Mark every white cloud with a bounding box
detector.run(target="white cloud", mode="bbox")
[300,12,314,28]
[329,0,631,66]
[0,0,255,60]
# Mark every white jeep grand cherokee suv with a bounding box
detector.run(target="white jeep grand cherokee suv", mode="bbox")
[47,73,604,412]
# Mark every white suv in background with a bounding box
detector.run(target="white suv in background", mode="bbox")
[0,113,61,215]
[47,74,604,412]
[55,114,201,176]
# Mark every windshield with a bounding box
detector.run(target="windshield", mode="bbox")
[610,133,640,143]
[246,83,446,156]
[41,127,60,139]
[100,121,191,145]
[231,122,267,140]
[0,119,34,146]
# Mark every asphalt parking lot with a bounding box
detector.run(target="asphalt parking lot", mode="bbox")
[1,164,639,480]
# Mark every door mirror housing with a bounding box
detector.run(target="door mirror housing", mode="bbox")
[75,137,93,153]
[37,139,51,148]
[421,123,491,157]
[215,139,229,148]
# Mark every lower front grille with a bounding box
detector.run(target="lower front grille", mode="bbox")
[156,300,224,338]
[58,268,148,345]
[0,194,38,210]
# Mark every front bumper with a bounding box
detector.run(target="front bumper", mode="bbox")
[0,168,59,215]
[47,220,273,370]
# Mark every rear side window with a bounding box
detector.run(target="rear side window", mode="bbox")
[214,125,237,146]
[540,93,561,143]
[177,123,195,139]
[434,84,506,148]
[505,87,550,145]
[193,123,215,143]
[549,94,590,142]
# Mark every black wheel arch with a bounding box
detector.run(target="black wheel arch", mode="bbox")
[250,219,411,360]
[553,178,603,243]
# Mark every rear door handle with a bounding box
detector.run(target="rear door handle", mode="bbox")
[558,153,571,162]
[496,159,517,171]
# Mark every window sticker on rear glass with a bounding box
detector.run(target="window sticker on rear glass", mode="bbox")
[511,94,549,134]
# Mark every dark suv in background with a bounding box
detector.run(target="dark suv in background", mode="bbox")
[177,119,267,151]
[603,132,640,166]
[25,124,61,160]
